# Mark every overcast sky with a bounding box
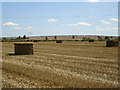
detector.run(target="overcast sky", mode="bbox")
[2,2,118,37]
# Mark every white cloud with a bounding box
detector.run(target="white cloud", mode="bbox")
[96,26,103,30]
[48,19,57,22]
[96,26,118,31]
[13,26,33,31]
[3,22,19,26]
[69,24,78,26]
[26,26,32,29]
[101,20,111,25]
[13,27,21,29]
[78,22,91,26]
[110,18,118,22]
[24,26,33,31]
[87,0,99,2]
[69,22,91,26]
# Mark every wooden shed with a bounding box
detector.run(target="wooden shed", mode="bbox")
[14,43,34,55]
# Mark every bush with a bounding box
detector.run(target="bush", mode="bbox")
[105,36,110,40]
[82,37,92,41]
[23,35,27,39]
[72,36,75,39]
[74,40,79,41]
[54,36,57,40]
[98,36,104,41]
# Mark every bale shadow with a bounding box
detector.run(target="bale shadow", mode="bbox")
[7,53,34,56]
[7,53,25,56]
[7,53,18,56]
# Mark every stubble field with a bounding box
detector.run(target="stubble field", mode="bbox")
[2,41,119,88]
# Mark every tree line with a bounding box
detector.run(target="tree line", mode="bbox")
[2,35,119,42]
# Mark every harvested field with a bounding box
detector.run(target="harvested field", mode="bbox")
[2,41,119,88]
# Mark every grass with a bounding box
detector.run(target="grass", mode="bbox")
[2,41,118,88]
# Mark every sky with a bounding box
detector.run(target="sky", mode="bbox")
[2,2,118,37]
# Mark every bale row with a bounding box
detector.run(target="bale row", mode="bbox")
[14,40,63,55]
[13,40,119,55]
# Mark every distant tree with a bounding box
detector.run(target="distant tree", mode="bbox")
[54,36,57,40]
[46,37,48,40]
[110,36,113,39]
[82,37,92,41]
[98,36,103,41]
[3,38,6,40]
[82,37,86,40]
[87,38,92,40]
[18,36,21,39]
[23,35,27,39]
[72,36,75,39]
[105,36,110,40]
[98,36,101,38]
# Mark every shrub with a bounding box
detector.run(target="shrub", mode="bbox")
[105,36,110,40]
[98,36,104,41]
[23,35,27,39]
